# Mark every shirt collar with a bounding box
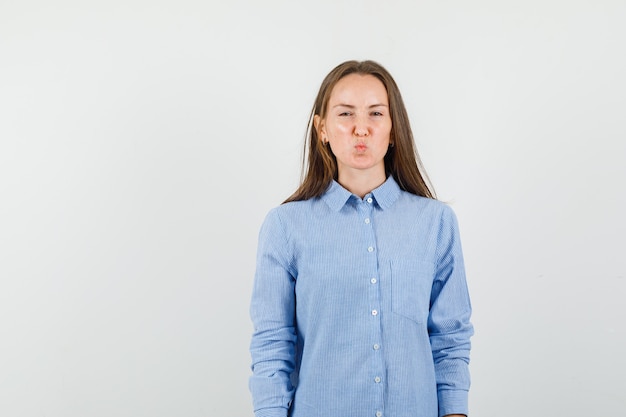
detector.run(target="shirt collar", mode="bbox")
[321,176,401,212]
[371,175,401,209]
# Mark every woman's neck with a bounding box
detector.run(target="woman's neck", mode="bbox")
[337,168,386,199]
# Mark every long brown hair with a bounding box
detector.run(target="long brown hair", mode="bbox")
[284,60,435,203]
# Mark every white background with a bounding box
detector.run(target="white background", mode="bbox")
[1,1,625,416]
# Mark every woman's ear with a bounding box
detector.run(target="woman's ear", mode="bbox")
[314,115,326,142]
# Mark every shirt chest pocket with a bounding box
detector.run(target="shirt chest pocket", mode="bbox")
[390,259,435,324]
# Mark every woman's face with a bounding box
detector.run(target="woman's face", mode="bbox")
[315,73,392,181]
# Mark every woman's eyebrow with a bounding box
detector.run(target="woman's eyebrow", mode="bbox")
[332,103,388,109]
[332,103,356,109]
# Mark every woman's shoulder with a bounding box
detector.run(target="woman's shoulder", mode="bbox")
[398,189,449,209]
[396,190,459,222]
[263,197,320,223]
[258,198,323,243]
[275,197,319,212]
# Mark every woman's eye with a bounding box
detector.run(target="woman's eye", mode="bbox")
[371,111,383,116]
[339,112,351,117]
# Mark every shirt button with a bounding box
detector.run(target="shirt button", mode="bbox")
[373,343,380,350]
[370,278,377,284]
[367,246,374,252]
[364,218,370,224]
[374,376,381,383]
[376,412,383,417]
[367,197,373,203]
[372,309,378,316]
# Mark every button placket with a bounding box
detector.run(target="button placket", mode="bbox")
[360,195,384,412]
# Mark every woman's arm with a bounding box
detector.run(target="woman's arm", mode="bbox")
[429,206,474,417]
[249,210,297,417]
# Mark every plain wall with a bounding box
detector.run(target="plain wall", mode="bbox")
[1,1,625,416]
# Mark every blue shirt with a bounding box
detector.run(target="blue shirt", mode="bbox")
[249,176,473,417]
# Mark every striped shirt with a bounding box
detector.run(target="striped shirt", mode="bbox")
[249,176,473,417]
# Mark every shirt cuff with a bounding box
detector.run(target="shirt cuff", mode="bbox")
[438,389,469,417]
[254,407,289,417]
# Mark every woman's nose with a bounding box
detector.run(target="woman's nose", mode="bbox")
[353,117,369,137]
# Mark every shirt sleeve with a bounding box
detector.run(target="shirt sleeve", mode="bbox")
[429,205,474,417]
[249,209,297,417]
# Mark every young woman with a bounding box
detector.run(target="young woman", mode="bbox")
[249,60,473,417]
